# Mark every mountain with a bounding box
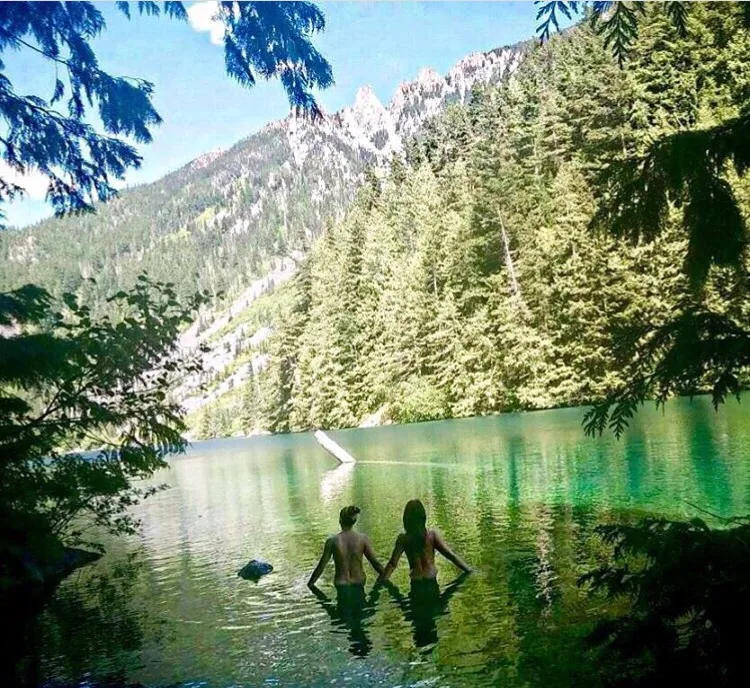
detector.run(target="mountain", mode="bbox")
[0,42,530,313]
[229,6,750,437]
[0,40,531,422]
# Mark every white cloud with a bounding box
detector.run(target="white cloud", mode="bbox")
[188,1,225,46]
[0,161,49,200]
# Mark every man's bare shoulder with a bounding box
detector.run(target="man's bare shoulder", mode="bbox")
[359,532,376,549]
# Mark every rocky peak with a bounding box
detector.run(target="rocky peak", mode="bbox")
[447,45,528,101]
[387,42,528,139]
[416,67,442,88]
[189,148,224,171]
[353,85,385,115]
[339,84,400,157]
[201,42,529,175]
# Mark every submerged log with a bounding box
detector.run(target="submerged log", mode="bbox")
[314,430,356,463]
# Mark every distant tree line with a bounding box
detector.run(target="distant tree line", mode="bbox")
[243,3,749,435]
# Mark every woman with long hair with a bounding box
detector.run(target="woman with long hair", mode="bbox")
[379,499,471,582]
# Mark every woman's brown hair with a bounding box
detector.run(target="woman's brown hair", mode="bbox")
[403,499,427,555]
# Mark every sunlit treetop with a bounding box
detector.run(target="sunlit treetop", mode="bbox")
[535,1,750,66]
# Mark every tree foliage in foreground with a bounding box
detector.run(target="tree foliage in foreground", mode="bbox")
[536,1,750,66]
[529,8,750,686]
[0,277,208,559]
[0,1,331,223]
[214,2,748,436]
[581,517,750,687]
[583,306,750,438]
[0,1,331,579]
[534,1,750,436]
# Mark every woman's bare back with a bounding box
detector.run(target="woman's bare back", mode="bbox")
[380,528,471,582]
[403,530,438,580]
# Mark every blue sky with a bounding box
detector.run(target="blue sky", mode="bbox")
[5,1,551,228]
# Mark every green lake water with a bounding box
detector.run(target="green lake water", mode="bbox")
[29,396,750,687]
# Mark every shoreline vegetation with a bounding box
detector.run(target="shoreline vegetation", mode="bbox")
[1,2,749,686]
[186,5,750,442]
[188,389,746,442]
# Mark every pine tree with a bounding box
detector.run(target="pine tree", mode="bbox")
[0,1,332,223]
[252,2,750,433]
[240,371,260,434]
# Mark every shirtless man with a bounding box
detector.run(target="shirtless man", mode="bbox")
[307,505,384,589]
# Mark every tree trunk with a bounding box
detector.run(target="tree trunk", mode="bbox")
[499,214,521,299]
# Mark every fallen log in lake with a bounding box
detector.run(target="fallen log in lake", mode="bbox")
[314,430,356,464]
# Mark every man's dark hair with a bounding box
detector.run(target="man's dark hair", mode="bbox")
[339,505,361,528]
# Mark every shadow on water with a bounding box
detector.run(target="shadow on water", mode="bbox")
[383,573,470,654]
[309,583,382,657]
[310,574,469,658]
[12,549,150,687]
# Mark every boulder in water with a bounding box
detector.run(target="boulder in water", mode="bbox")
[238,559,273,581]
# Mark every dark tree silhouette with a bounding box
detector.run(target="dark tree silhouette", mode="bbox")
[0,2,332,591]
[534,7,750,684]
[536,1,750,435]
[0,1,332,223]
[581,516,750,687]
[536,1,749,65]
[0,277,210,557]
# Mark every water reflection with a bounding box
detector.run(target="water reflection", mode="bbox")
[383,573,470,654]
[320,462,355,504]
[309,574,470,659]
[24,396,750,687]
[309,583,381,657]
[26,549,151,687]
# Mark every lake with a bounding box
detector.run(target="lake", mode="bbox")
[27,396,750,687]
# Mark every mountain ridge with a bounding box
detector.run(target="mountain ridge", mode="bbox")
[140,41,532,195]
[0,38,533,418]
[1,39,531,302]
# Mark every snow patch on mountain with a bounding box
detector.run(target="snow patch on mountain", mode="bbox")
[176,41,531,415]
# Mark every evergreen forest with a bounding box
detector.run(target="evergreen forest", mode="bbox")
[203,3,750,437]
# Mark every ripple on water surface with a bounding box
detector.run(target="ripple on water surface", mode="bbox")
[30,396,750,687]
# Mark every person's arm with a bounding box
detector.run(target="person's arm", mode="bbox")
[308,582,330,602]
[433,530,472,573]
[363,536,384,577]
[378,534,405,582]
[307,537,334,587]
